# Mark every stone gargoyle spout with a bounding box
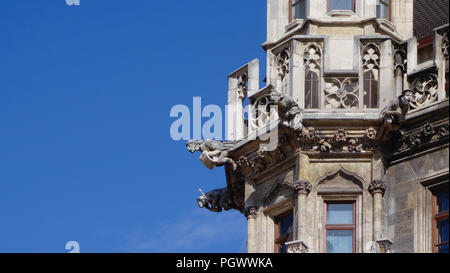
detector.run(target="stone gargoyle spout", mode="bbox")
[378,89,414,141]
[186,139,237,170]
[197,188,234,213]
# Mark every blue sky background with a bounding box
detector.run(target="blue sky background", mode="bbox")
[0,0,266,252]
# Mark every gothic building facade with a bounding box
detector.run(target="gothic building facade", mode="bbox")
[187,0,449,253]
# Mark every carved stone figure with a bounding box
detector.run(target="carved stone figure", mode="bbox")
[186,140,237,170]
[268,89,304,131]
[378,89,414,141]
[197,188,234,212]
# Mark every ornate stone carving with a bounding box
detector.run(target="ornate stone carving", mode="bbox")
[285,240,309,253]
[275,47,290,92]
[378,89,414,141]
[186,140,237,170]
[294,180,312,195]
[392,122,449,154]
[442,31,449,59]
[304,43,321,76]
[409,73,439,110]
[234,133,295,179]
[298,127,378,153]
[244,207,258,220]
[376,239,393,253]
[324,78,359,109]
[362,43,380,72]
[237,72,248,100]
[368,180,386,196]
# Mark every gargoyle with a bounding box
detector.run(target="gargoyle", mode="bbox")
[268,89,304,132]
[186,139,237,170]
[197,188,234,212]
[378,89,414,141]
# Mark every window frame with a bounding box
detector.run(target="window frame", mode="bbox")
[327,0,356,12]
[324,201,357,253]
[432,190,449,253]
[274,210,294,253]
[376,0,392,21]
[289,0,307,22]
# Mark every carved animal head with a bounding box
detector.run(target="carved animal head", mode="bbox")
[400,89,414,106]
[186,140,202,153]
[268,89,284,105]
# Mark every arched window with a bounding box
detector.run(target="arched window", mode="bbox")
[304,44,321,109]
[362,44,380,109]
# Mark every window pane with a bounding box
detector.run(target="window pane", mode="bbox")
[376,2,389,19]
[437,219,449,244]
[438,244,449,253]
[293,0,307,19]
[364,70,379,108]
[329,0,353,11]
[326,230,353,253]
[437,192,449,213]
[327,204,354,225]
[279,213,293,236]
[305,69,319,109]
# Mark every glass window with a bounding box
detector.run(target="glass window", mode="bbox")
[363,70,379,108]
[292,0,307,19]
[305,69,319,109]
[434,191,449,253]
[329,0,354,11]
[325,202,355,253]
[275,212,293,253]
[376,0,390,20]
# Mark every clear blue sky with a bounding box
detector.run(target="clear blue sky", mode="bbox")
[0,0,266,252]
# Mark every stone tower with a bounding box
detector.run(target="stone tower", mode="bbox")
[187,0,449,253]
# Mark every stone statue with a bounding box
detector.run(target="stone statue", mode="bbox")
[268,89,304,131]
[378,89,414,141]
[197,188,234,212]
[186,139,237,170]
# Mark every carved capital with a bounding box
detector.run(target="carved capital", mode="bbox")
[368,180,386,196]
[294,180,312,195]
[376,239,393,253]
[285,240,309,253]
[245,207,258,220]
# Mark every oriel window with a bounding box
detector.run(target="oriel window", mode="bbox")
[325,202,356,253]
[274,211,293,253]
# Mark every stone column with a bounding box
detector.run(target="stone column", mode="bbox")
[369,180,386,241]
[245,207,258,253]
[395,67,404,97]
[294,181,312,241]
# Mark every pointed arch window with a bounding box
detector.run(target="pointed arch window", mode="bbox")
[362,44,380,109]
[304,44,321,109]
